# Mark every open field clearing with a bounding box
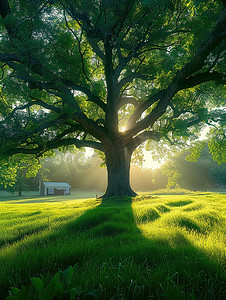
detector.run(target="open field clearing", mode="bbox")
[0,192,225,299]
[0,190,102,202]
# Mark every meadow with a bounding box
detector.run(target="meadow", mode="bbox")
[0,190,225,299]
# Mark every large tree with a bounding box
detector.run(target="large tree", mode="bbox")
[0,0,225,197]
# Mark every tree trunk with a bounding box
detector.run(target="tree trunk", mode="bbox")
[102,142,137,198]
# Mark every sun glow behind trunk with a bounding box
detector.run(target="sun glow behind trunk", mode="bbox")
[143,152,164,170]
[119,126,126,132]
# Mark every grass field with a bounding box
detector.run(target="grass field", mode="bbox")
[0,191,225,299]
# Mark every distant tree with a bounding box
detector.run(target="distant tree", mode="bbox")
[0,160,17,189]
[0,155,41,195]
[209,165,226,186]
[26,163,50,191]
[6,168,28,196]
[0,154,41,189]
[0,1,225,197]
[152,169,168,190]
[162,145,226,190]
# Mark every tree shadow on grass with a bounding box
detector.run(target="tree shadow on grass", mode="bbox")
[1,196,225,299]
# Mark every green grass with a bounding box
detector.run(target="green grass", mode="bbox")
[0,192,225,299]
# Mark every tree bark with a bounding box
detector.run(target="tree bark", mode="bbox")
[102,141,137,198]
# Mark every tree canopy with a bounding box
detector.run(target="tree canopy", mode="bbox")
[0,0,225,197]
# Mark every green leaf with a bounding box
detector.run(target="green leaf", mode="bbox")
[55,281,63,297]
[49,271,60,285]
[9,287,20,296]
[30,277,44,295]
[14,286,31,300]
[70,286,82,299]
[40,273,51,286]
[42,283,56,300]
[61,266,73,282]
[86,289,100,300]
[186,141,205,162]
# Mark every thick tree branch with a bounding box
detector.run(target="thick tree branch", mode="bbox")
[62,0,106,62]
[127,130,161,152]
[0,0,10,19]
[27,97,62,114]
[112,0,136,37]
[118,73,154,92]
[63,79,106,112]
[1,138,103,157]
[180,71,226,89]
[0,53,24,64]
[87,38,106,62]
[127,90,165,129]
[117,96,139,110]
[1,115,70,143]
[114,41,146,78]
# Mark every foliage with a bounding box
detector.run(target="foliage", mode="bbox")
[7,265,99,300]
[0,154,41,188]
[0,150,57,190]
[185,141,206,162]
[6,169,28,196]
[0,161,17,188]
[207,128,226,164]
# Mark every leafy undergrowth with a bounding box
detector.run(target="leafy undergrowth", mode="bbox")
[0,192,225,299]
